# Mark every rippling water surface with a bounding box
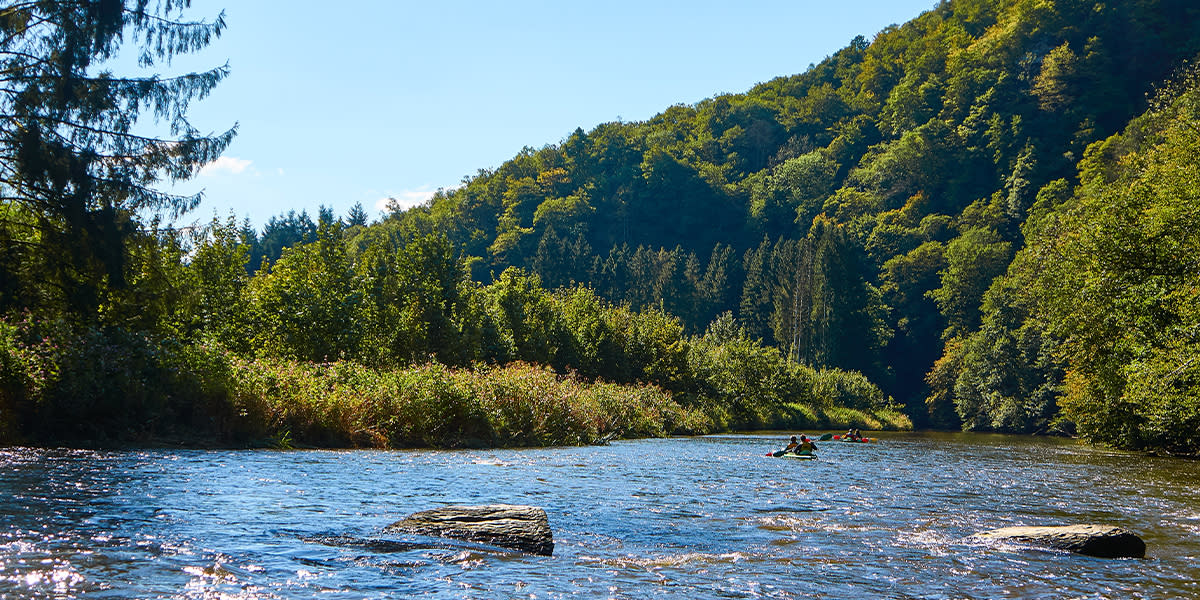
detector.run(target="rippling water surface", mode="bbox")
[2,433,1198,599]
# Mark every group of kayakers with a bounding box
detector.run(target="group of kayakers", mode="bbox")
[775,429,868,456]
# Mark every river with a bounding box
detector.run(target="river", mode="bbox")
[1,433,1197,599]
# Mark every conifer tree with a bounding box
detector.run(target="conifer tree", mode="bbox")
[738,237,773,341]
[0,0,234,317]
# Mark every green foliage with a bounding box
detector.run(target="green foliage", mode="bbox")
[10,0,1200,448]
[924,337,964,430]
[184,216,252,351]
[0,0,233,318]
[463,362,697,446]
[949,276,1063,433]
[686,313,898,431]
[346,203,370,228]
[1015,67,1200,453]
[929,227,1012,339]
[388,232,475,364]
[748,150,838,236]
[211,358,711,449]
[735,222,890,380]
[247,219,361,362]
[1,256,906,447]
[485,268,560,365]
[99,220,193,335]
[879,240,947,419]
[0,316,238,444]
[370,0,1200,432]
[246,210,317,273]
[1031,42,1080,113]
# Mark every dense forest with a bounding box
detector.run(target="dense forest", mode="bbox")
[2,0,1199,453]
[364,0,1198,454]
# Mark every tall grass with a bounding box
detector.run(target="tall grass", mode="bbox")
[222,360,712,448]
[1,316,907,448]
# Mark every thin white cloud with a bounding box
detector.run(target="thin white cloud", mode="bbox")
[199,156,253,177]
[375,184,457,213]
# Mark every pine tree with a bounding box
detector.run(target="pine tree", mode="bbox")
[738,237,774,341]
[0,0,234,317]
[346,202,370,227]
[770,237,814,364]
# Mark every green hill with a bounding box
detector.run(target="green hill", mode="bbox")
[5,0,1199,453]
[379,0,1200,432]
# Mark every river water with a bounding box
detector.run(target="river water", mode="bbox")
[1,433,1198,599]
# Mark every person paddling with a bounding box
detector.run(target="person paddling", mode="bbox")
[772,435,800,457]
[772,434,817,456]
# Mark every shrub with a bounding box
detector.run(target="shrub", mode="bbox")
[0,313,905,449]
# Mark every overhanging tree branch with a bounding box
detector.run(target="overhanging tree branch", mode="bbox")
[0,0,233,317]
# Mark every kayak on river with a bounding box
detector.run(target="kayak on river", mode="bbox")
[833,435,874,443]
[775,452,816,460]
[767,433,828,458]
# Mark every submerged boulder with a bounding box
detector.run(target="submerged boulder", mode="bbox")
[974,524,1145,558]
[385,504,554,556]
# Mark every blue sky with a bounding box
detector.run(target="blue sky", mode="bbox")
[153,0,937,229]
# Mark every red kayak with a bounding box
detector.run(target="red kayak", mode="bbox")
[832,435,873,443]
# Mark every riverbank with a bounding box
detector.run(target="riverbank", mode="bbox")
[1,322,910,449]
[2,357,912,449]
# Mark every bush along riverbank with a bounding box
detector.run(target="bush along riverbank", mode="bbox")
[0,316,909,448]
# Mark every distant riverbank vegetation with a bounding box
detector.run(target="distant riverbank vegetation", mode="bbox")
[4,0,1200,454]
[0,210,907,448]
[0,275,908,447]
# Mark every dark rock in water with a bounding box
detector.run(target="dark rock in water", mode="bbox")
[385,504,554,556]
[974,524,1145,558]
[302,534,455,553]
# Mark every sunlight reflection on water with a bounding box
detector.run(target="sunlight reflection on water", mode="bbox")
[1,433,1198,598]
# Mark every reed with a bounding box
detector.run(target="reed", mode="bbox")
[0,315,906,448]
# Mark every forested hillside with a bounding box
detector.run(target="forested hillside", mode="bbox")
[998,73,1200,454]
[375,0,1200,440]
[4,0,1199,453]
[0,0,905,446]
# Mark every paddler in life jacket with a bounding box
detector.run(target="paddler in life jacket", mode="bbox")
[772,435,801,457]
[796,435,817,455]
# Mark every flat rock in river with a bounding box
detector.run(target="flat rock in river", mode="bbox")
[974,524,1145,558]
[385,504,554,556]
